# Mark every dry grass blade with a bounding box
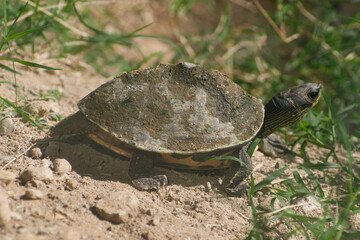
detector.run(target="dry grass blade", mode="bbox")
[1,144,35,170]
[252,0,299,43]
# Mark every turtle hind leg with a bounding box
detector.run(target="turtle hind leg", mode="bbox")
[128,149,168,191]
[224,144,253,197]
[259,134,288,158]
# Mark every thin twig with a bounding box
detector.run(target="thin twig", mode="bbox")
[252,0,299,43]
[1,143,35,170]
[260,203,309,217]
[234,209,251,220]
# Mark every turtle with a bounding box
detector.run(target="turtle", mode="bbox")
[51,62,321,196]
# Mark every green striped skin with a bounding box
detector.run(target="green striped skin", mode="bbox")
[226,83,322,196]
[256,83,322,138]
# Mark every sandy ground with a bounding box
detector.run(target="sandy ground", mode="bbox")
[1,1,359,239]
[0,56,358,240]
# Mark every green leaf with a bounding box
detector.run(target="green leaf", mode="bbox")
[0,63,20,74]
[253,166,289,192]
[0,81,19,87]
[302,166,324,197]
[7,25,48,42]
[247,138,261,157]
[293,171,311,194]
[2,0,7,37]
[0,57,61,70]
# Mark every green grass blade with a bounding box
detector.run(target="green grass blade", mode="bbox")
[293,171,311,194]
[247,175,261,240]
[302,166,325,198]
[253,166,289,192]
[2,0,7,37]
[129,22,153,35]
[247,138,261,157]
[0,81,19,87]
[7,25,48,42]
[0,57,61,70]
[72,3,103,35]
[0,63,21,74]
[301,162,341,170]
[0,97,43,130]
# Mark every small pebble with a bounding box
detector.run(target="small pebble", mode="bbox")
[25,180,46,189]
[0,187,11,227]
[64,179,78,191]
[0,170,16,186]
[29,148,42,159]
[349,212,360,231]
[21,166,53,182]
[147,217,160,226]
[206,182,212,192]
[53,158,72,173]
[95,191,139,224]
[258,195,281,212]
[25,189,44,200]
[0,117,14,136]
[41,159,52,168]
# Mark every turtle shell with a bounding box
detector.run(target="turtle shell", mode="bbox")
[78,63,264,169]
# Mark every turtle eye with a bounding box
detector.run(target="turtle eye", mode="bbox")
[307,91,319,100]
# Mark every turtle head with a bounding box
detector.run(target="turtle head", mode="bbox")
[257,83,322,138]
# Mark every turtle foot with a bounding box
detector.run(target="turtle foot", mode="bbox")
[131,174,168,191]
[259,134,288,157]
[225,183,249,197]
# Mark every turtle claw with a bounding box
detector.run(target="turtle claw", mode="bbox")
[259,134,288,157]
[225,183,249,197]
[132,175,168,191]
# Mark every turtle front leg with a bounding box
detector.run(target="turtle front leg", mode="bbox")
[224,144,253,197]
[128,149,168,191]
[259,134,288,157]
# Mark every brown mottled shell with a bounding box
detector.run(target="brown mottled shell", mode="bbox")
[78,63,264,160]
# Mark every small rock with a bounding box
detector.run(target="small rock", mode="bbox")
[21,166,53,182]
[258,195,281,212]
[0,117,14,136]
[292,196,323,218]
[95,191,139,224]
[25,180,46,189]
[29,147,42,159]
[53,158,72,173]
[25,189,44,200]
[0,187,11,227]
[64,179,78,191]
[349,212,360,231]
[206,182,212,192]
[141,232,154,240]
[147,217,160,226]
[144,209,152,216]
[0,170,16,186]
[41,159,52,168]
